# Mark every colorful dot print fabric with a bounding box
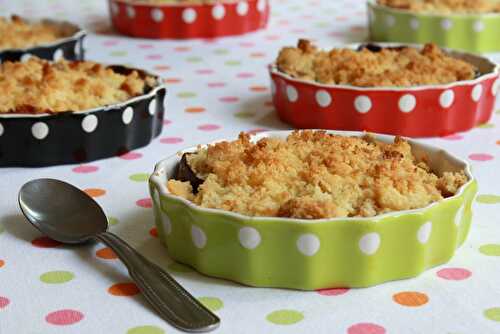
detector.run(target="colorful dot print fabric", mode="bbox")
[1,0,500,333]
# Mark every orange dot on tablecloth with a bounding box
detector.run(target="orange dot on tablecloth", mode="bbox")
[32,236,62,248]
[250,86,268,92]
[185,107,206,113]
[84,188,106,198]
[393,291,429,307]
[150,227,158,238]
[153,65,170,71]
[0,260,4,268]
[108,282,140,296]
[96,247,117,260]
[163,78,182,84]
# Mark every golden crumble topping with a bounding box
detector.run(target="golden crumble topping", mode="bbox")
[276,40,476,87]
[377,0,500,14]
[0,15,78,50]
[0,57,156,114]
[167,131,468,219]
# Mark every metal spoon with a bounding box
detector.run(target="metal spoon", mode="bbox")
[18,178,220,333]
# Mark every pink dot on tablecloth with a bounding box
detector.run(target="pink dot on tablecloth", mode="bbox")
[102,40,119,46]
[0,297,10,309]
[317,288,350,296]
[348,323,386,334]
[45,309,84,326]
[136,198,152,208]
[119,152,143,160]
[208,82,226,88]
[163,120,172,125]
[237,72,254,79]
[469,153,494,161]
[196,69,214,75]
[198,124,221,131]
[441,134,464,140]
[32,236,62,248]
[138,44,154,49]
[146,54,162,60]
[160,137,183,144]
[174,46,191,52]
[72,165,99,173]
[437,268,472,280]
[239,42,255,47]
[219,96,239,103]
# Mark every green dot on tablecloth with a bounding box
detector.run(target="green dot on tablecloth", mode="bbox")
[177,92,197,98]
[479,244,500,256]
[214,48,229,55]
[266,310,304,325]
[129,173,149,182]
[110,51,128,57]
[225,60,241,66]
[127,325,165,334]
[234,111,255,119]
[107,217,119,226]
[477,123,495,129]
[40,271,75,284]
[477,194,500,204]
[198,297,223,312]
[484,308,500,322]
[186,56,203,63]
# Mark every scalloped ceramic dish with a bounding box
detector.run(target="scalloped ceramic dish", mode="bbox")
[0,18,86,62]
[269,43,500,138]
[109,0,270,39]
[149,130,477,290]
[368,0,500,53]
[0,65,166,167]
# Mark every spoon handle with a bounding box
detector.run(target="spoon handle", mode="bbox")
[96,231,220,333]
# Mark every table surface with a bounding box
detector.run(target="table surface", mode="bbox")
[1,1,500,333]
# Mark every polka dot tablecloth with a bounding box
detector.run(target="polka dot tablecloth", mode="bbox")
[1,0,500,333]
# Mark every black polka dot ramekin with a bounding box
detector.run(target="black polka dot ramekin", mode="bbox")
[109,0,269,39]
[0,19,86,63]
[0,66,166,167]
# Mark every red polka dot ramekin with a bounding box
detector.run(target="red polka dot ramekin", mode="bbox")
[109,0,270,39]
[269,44,500,137]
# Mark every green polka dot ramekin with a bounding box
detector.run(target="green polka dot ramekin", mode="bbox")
[367,0,500,53]
[149,131,477,290]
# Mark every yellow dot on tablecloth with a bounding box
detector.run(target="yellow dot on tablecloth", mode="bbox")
[479,244,500,256]
[266,310,304,325]
[127,326,165,334]
[198,297,223,312]
[393,291,429,307]
[40,271,75,284]
[129,173,149,182]
[484,308,500,322]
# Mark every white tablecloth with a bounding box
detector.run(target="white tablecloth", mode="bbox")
[1,0,500,333]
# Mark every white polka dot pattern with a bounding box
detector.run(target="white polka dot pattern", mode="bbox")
[126,5,135,18]
[316,90,332,108]
[297,234,320,256]
[257,0,266,12]
[473,20,485,32]
[471,84,483,102]
[191,225,207,249]
[151,8,164,22]
[441,19,452,30]
[398,94,416,113]
[149,99,157,116]
[237,1,249,16]
[239,227,261,249]
[0,123,3,136]
[354,95,372,113]
[32,122,49,140]
[359,233,380,255]
[183,8,197,24]
[122,107,134,124]
[385,15,395,27]
[439,90,455,108]
[212,5,225,20]
[53,49,64,61]
[21,53,34,62]
[417,222,432,244]
[81,115,98,133]
[286,85,298,102]
[410,18,419,30]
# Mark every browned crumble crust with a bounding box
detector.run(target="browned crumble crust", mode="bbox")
[0,57,156,114]
[0,15,78,50]
[168,131,468,219]
[377,0,500,14]
[276,40,476,87]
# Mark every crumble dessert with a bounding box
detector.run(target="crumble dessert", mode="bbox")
[167,131,468,219]
[0,15,78,50]
[0,57,156,114]
[377,0,500,14]
[276,40,476,87]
